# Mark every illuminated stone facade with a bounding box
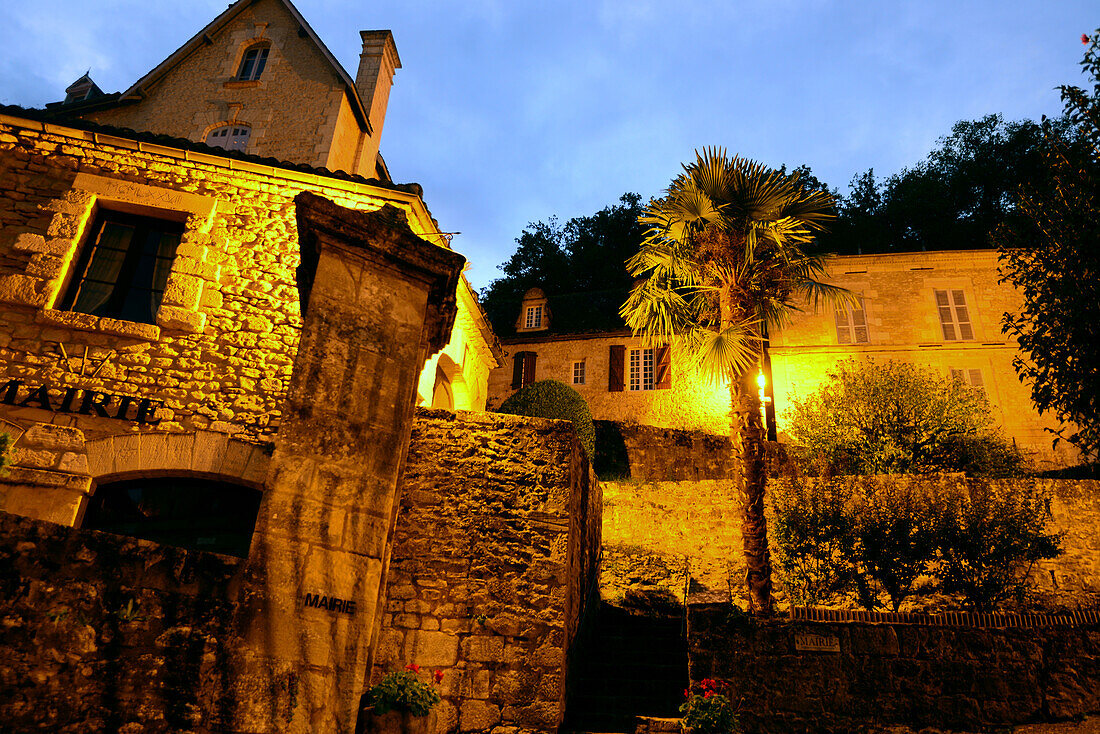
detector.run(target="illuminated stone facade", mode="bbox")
[72,0,397,179]
[487,250,1076,468]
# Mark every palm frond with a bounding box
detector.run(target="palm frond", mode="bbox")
[686,316,763,383]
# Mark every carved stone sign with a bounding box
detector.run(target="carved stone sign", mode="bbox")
[794,633,841,653]
[303,593,356,615]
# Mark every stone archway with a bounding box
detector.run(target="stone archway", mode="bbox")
[84,430,270,490]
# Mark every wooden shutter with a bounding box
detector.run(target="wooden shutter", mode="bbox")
[511,353,525,389]
[608,345,625,392]
[523,352,537,386]
[654,344,671,389]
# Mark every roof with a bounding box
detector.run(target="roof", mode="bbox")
[490,288,633,341]
[1,104,420,197]
[62,0,375,133]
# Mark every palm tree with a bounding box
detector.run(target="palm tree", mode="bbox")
[620,148,846,614]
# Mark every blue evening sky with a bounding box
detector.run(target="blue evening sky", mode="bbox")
[0,1,1094,290]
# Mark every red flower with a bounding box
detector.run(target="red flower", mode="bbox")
[434,670,444,684]
[1084,34,1091,44]
[405,663,420,673]
[683,688,691,699]
[704,690,714,699]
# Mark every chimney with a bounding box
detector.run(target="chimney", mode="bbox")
[355,30,401,153]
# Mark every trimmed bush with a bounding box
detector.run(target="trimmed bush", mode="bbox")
[497,379,596,459]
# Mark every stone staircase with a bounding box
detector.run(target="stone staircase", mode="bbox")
[565,601,688,734]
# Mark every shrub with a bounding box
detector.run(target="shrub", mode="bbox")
[786,359,1026,476]
[772,477,1062,612]
[680,678,739,734]
[497,379,596,459]
[849,480,939,611]
[771,479,853,606]
[363,666,443,716]
[934,481,1062,611]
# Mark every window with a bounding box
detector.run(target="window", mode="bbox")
[60,210,182,325]
[236,45,269,81]
[511,351,536,389]
[205,125,251,152]
[835,297,868,344]
[82,477,262,557]
[935,289,974,341]
[525,305,543,329]
[951,368,985,389]
[629,348,654,391]
[572,360,586,385]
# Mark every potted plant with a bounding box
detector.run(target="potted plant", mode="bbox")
[358,664,444,734]
[680,678,739,734]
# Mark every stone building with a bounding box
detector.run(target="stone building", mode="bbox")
[0,1,601,733]
[486,250,1075,469]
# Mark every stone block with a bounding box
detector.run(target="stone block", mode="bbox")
[20,422,86,452]
[0,274,47,306]
[464,635,505,663]
[459,701,501,732]
[34,308,99,331]
[157,306,207,334]
[57,452,89,474]
[160,273,204,310]
[402,630,459,668]
[97,318,161,341]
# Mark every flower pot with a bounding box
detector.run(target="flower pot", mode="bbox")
[358,709,437,734]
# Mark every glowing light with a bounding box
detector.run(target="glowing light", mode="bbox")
[756,371,766,389]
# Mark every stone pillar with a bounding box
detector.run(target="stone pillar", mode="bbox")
[232,192,463,733]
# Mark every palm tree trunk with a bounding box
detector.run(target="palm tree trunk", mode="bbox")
[730,360,774,615]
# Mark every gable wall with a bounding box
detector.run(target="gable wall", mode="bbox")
[80,0,365,173]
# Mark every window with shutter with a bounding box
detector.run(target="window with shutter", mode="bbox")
[654,345,671,389]
[935,289,974,341]
[834,297,869,344]
[950,368,984,389]
[608,345,625,392]
[511,351,537,389]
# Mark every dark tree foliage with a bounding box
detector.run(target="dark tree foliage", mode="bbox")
[997,30,1100,463]
[479,193,646,332]
[819,114,1060,254]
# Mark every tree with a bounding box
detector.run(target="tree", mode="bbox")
[479,194,646,331]
[620,149,841,613]
[820,114,1058,255]
[785,359,1024,476]
[997,29,1100,464]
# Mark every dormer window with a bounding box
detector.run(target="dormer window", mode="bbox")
[525,305,543,329]
[237,45,269,81]
[205,125,251,152]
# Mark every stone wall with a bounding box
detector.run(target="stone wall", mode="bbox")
[372,409,602,734]
[602,477,1100,612]
[0,510,247,734]
[688,603,1100,733]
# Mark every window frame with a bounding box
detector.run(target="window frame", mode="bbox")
[236,45,270,81]
[205,124,252,152]
[572,360,586,386]
[935,289,974,341]
[835,296,869,344]
[59,209,184,326]
[524,305,543,329]
[628,347,655,391]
